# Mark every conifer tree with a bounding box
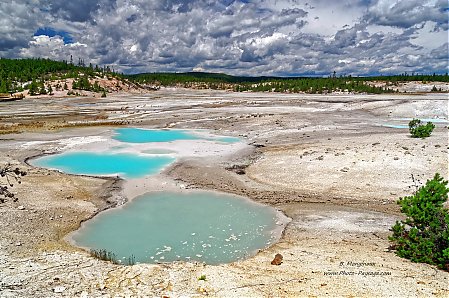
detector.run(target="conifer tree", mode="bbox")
[390,174,449,270]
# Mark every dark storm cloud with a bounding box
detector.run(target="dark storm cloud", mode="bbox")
[366,0,448,30]
[48,0,115,22]
[430,43,449,60]
[0,1,43,54]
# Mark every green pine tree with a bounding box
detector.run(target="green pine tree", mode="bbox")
[28,80,38,95]
[390,173,449,270]
[39,84,47,95]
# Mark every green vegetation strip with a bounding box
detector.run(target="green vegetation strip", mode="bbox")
[1,58,448,95]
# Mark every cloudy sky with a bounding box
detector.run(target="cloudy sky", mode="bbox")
[1,0,448,76]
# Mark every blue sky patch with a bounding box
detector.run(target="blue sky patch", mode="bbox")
[34,27,74,44]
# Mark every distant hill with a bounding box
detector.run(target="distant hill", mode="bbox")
[0,58,143,97]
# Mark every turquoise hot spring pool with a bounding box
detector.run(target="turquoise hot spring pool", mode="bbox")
[31,128,280,264]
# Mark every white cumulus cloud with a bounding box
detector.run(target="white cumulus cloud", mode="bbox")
[0,0,447,76]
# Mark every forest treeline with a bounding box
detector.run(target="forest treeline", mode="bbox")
[0,58,119,94]
[128,71,449,94]
[1,58,448,95]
